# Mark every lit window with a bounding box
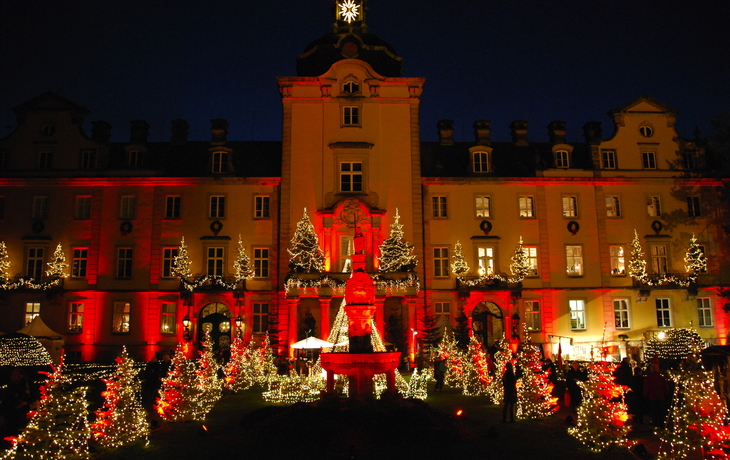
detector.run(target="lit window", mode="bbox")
[165,196,181,219]
[24,302,40,325]
[569,299,586,330]
[555,150,570,168]
[162,247,179,278]
[207,247,224,276]
[340,236,353,272]
[566,245,583,276]
[639,125,653,137]
[475,195,491,218]
[343,106,360,126]
[212,151,229,173]
[253,303,269,334]
[38,151,53,169]
[120,195,136,219]
[26,247,45,278]
[432,196,448,218]
[161,303,177,334]
[646,196,661,217]
[697,298,712,327]
[433,247,450,277]
[116,248,133,278]
[614,299,630,329]
[519,196,534,218]
[72,248,88,278]
[562,196,578,218]
[650,245,668,275]
[525,301,541,331]
[477,246,495,275]
[112,301,131,333]
[209,195,226,219]
[32,196,49,219]
[255,195,270,218]
[68,302,84,333]
[687,196,701,218]
[340,162,363,192]
[602,150,616,169]
[642,151,656,169]
[606,196,621,217]
[525,246,538,276]
[79,149,97,169]
[610,246,625,276]
[254,248,269,278]
[473,151,490,173]
[655,298,671,327]
[75,196,92,220]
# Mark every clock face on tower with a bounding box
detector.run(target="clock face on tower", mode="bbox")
[338,0,361,23]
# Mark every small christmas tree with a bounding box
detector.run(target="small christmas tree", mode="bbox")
[439,331,465,389]
[628,230,648,283]
[683,234,707,283]
[378,209,417,273]
[91,347,150,449]
[488,335,512,404]
[288,208,325,273]
[233,234,255,283]
[450,241,470,278]
[461,335,491,397]
[196,332,222,416]
[516,326,558,419]
[568,361,630,452]
[3,356,92,460]
[0,241,12,282]
[172,237,194,280]
[509,237,530,282]
[156,345,206,422]
[223,336,254,392]
[45,243,69,278]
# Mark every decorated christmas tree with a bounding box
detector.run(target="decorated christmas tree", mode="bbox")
[196,332,222,416]
[509,237,530,282]
[223,336,254,392]
[417,305,440,352]
[45,243,69,278]
[658,365,730,459]
[461,335,491,397]
[683,234,707,283]
[0,241,12,282]
[171,237,193,280]
[487,335,512,404]
[628,229,648,283]
[288,208,325,273]
[516,326,558,419]
[156,345,206,422]
[645,328,704,361]
[378,208,417,273]
[568,361,630,452]
[450,241,470,278]
[91,347,149,449]
[2,356,92,460]
[439,331,465,389]
[452,305,470,351]
[233,234,255,283]
[251,333,277,386]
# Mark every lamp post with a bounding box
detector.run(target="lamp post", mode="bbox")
[182,315,191,342]
[410,328,418,368]
[234,315,243,338]
[511,312,520,340]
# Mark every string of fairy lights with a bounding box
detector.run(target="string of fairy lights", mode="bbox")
[451,237,530,286]
[0,241,68,290]
[628,230,707,287]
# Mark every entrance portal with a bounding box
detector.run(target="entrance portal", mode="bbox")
[471,302,504,347]
[198,302,233,351]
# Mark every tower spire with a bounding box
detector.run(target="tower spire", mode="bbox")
[333,0,367,34]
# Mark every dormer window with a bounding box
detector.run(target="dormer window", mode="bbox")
[343,81,360,95]
[128,150,141,168]
[40,124,56,137]
[639,125,654,137]
[212,151,229,173]
[472,151,490,173]
[555,150,570,168]
[79,149,97,169]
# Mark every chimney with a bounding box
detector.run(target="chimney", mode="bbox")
[473,120,491,145]
[510,120,529,146]
[129,120,149,144]
[210,118,228,145]
[582,121,602,145]
[171,119,189,144]
[547,121,567,144]
[437,119,454,146]
[91,120,112,143]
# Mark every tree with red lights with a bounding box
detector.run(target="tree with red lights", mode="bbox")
[223,336,253,392]
[91,346,149,449]
[156,345,206,421]
[288,208,325,273]
[378,208,417,273]
[516,327,558,419]
[462,335,491,396]
[568,361,630,452]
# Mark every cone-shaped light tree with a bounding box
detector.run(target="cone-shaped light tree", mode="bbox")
[288,208,325,273]
[378,208,417,273]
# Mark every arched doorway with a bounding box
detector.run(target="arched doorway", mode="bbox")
[471,301,504,348]
[198,302,232,352]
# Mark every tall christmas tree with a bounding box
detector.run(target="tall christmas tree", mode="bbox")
[288,208,325,273]
[452,305,470,351]
[568,361,630,452]
[516,326,558,419]
[378,208,417,273]
[509,237,530,282]
[196,332,222,416]
[683,234,707,283]
[0,241,12,282]
[487,335,512,404]
[91,347,150,449]
[233,234,255,283]
[461,335,491,397]
[3,357,92,460]
[658,366,730,459]
[439,331,465,389]
[628,230,648,283]
[450,241,470,278]
[156,345,206,422]
[223,336,254,392]
[171,237,194,281]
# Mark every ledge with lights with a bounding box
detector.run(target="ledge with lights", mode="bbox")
[0,241,68,291]
[628,231,706,288]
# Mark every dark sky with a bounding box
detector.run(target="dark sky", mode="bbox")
[1,0,728,143]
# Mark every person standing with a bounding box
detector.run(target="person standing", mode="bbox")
[433,358,446,392]
[628,366,645,424]
[643,364,669,427]
[503,362,518,422]
[566,362,587,409]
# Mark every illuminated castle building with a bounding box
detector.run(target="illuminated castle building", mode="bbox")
[0,0,727,362]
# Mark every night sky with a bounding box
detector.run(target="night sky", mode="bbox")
[1,0,728,144]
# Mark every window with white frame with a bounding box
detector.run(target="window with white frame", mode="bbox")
[697,298,713,327]
[342,81,360,94]
[25,302,40,325]
[68,302,83,333]
[642,151,657,169]
[165,196,181,219]
[525,300,541,331]
[569,299,586,330]
[525,246,538,276]
[566,245,583,276]
[432,196,448,218]
[562,196,578,218]
[602,150,616,169]
[209,195,225,218]
[207,247,224,276]
[112,301,131,333]
[32,196,49,219]
[79,149,97,169]
[646,196,661,217]
[519,195,535,218]
[434,302,450,328]
[639,125,654,137]
[75,196,91,220]
[343,106,360,126]
[120,195,136,219]
[161,303,177,334]
[472,151,490,173]
[253,303,269,334]
[687,196,701,218]
[162,247,179,278]
[475,195,491,218]
[606,196,621,217]
[212,151,229,173]
[116,248,133,278]
[254,248,269,278]
[683,151,697,170]
[340,236,353,272]
[477,246,495,275]
[650,245,668,275]
[433,247,450,277]
[555,150,570,168]
[610,245,625,275]
[340,162,363,192]
[72,248,88,278]
[26,247,45,278]
[655,298,671,327]
[614,299,630,329]
[255,195,270,218]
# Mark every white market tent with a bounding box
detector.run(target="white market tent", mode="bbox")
[18,316,64,364]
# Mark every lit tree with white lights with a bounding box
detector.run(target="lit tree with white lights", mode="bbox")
[172,237,193,280]
[488,335,512,404]
[196,332,222,416]
[450,241,470,277]
[684,234,707,283]
[645,328,704,361]
[628,230,648,283]
[288,208,325,273]
[0,241,11,282]
[378,208,417,273]
[509,237,530,282]
[223,336,254,392]
[45,243,69,278]
[156,346,205,421]
[91,347,149,449]
[439,331,465,389]
[516,326,558,419]
[461,335,491,396]
[233,234,255,283]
